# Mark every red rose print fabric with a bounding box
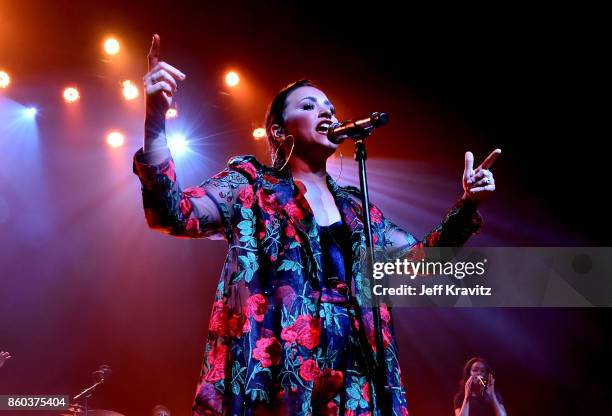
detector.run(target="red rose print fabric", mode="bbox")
[133,149,483,415]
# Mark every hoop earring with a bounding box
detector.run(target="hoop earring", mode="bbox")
[334,150,343,182]
[273,135,295,172]
[271,142,282,167]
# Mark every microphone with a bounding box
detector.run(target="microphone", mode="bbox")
[327,112,389,144]
[476,375,488,396]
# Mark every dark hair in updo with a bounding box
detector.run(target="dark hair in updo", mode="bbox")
[264,79,316,169]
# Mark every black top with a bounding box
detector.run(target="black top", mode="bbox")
[317,220,352,303]
[453,392,504,416]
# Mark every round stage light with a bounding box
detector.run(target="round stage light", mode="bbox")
[168,134,188,155]
[63,87,80,103]
[166,108,178,119]
[225,71,240,87]
[104,38,120,55]
[106,131,125,148]
[0,71,10,89]
[253,128,266,140]
[122,80,139,100]
[25,107,37,118]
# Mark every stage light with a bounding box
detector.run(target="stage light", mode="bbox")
[166,108,178,119]
[63,87,80,103]
[253,128,266,140]
[168,134,188,155]
[106,131,124,148]
[0,71,9,89]
[104,38,120,55]
[225,71,240,87]
[122,80,138,100]
[24,107,37,118]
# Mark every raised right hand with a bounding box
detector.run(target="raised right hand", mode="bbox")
[0,351,11,369]
[464,375,475,397]
[143,34,186,120]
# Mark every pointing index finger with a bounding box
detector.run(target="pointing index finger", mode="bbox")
[148,34,160,71]
[464,151,474,179]
[479,148,502,170]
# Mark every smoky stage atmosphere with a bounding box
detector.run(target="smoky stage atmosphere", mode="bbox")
[1,2,610,416]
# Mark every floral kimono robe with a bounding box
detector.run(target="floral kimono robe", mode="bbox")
[132,148,483,416]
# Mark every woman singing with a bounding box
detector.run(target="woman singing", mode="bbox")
[133,34,500,416]
[454,357,507,416]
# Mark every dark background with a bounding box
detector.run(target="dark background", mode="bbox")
[1,1,610,415]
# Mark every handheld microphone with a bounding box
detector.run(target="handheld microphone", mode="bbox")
[476,375,488,396]
[327,112,389,144]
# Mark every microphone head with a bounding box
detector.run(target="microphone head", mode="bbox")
[371,112,389,127]
[327,122,343,144]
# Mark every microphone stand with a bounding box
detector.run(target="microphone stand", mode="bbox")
[352,133,390,415]
[73,377,105,416]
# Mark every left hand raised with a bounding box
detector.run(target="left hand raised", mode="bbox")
[462,149,501,206]
[485,373,496,401]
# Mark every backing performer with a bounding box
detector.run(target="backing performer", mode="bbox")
[454,357,507,416]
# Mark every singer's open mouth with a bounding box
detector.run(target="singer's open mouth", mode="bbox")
[315,120,331,134]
